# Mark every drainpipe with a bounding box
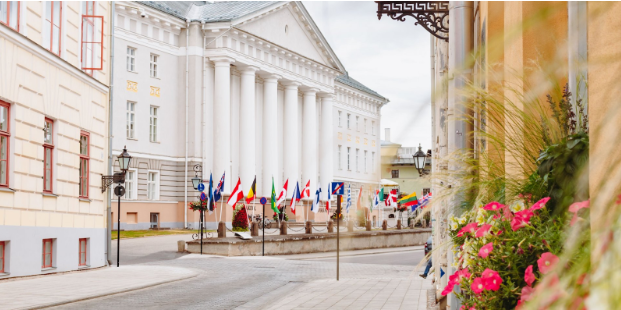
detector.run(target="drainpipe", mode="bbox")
[202,22,206,180]
[106,1,116,266]
[184,22,189,229]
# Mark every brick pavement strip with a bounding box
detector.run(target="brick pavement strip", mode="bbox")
[44,254,432,310]
[0,265,198,310]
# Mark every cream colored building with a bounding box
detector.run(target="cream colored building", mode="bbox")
[0,1,111,277]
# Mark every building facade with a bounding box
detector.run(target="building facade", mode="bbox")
[0,1,111,277]
[111,1,389,230]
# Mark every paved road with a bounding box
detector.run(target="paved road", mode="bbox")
[111,234,194,265]
[286,247,425,266]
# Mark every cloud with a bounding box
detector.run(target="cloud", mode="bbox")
[303,1,432,150]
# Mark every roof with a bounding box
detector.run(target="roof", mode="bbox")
[138,1,281,22]
[337,73,388,101]
[381,140,401,146]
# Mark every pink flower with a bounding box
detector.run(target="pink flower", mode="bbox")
[537,252,559,274]
[471,277,485,294]
[441,278,456,296]
[530,197,550,211]
[520,286,534,301]
[483,201,504,211]
[458,268,472,280]
[511,209,534,231]
[481,268,503,291]
[568,200,590,226]
[475,224,492,238]
[457,222,479,237]
[496,229,503,235]
[524,265,535,286]
[502,205,514,221]
[478,242,494,258]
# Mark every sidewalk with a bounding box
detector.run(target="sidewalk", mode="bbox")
[0,265,198,310]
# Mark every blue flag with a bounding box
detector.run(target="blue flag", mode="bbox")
[312,186,322,213]
[214,172,225,202]
[208,173,214,213]
[346,183,352,213]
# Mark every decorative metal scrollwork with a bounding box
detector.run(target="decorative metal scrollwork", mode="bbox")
[377,1,449,42]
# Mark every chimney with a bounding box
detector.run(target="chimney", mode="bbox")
[385,128,391,142]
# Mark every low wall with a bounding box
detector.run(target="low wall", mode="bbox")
[186,229,431,256]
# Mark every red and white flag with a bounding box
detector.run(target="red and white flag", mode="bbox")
[276,179,288,208]
[301,180,311,199]
[387,189,397,206]
[227,178,244,208]
[290,182,301,214]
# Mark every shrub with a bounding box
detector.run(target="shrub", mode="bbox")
[232,205,249,232]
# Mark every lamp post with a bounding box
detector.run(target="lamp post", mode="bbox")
[191,164,204,255]
[101,146,132,267]
[412,144,428,176]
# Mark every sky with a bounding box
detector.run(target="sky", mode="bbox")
[303,1,432,150]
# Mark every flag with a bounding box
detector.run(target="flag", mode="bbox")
[245,176,256,204]
[301,180,311,199]
[312,186,322,213]
[326,182,331,213]
[227,178,244,208]
[276,179,288,209]
[398,192,418,206]
[290,182,301,214]
[207,172,214,213]
[271,177,279,214]
[387,189,397,207]
[379,187,385,202]
[214,172,225,202]
[346,184,352,213]
[356,186,363,209]
[372,190,379,212]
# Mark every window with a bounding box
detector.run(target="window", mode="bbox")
[43,2,62,56]
[372,152,375,172]
[347,147,351,171]
[337,145,342,170]
[391,170,400,178]
[0,1,20,31]
[79,132,89,198]
[356,116,359,131]
[364,119,367,133]
[364,151,368,173]
[147,171,159,200]
[347,114,351,129]
[127,212,138,224]
[423,188,431,196]
[356,149,359,172]
[124,169,136,200]
[126,102,135,139]
[338,111,342,127]
[43,118,54,193]
[81,1,104,73]
[150,213,159,229]
[0,102,9,187]
[372,121,376,135]
[126,47,136,71]
[150,54,158,78]
[42,239,53,268]
[78,238,87,266]
[149,106,158,142]
[0,241,5,273]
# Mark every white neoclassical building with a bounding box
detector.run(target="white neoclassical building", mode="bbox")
[112,1,389,229]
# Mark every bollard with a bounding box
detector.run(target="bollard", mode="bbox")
[280,221,288,235]
[251,221,259,237]
[328,220,334,233]
[217,221,226,238]
[397,219,402,230]
[305,221,312,234]
[366,220,371,231]
[347,220,354,232]
[382,220,387,230]
[177,240,185,252]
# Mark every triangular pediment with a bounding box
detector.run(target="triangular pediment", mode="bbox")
[236,3,342,70]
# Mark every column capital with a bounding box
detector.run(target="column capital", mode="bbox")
[210,56,235,65]
[303,88,320,96]
[239,65,259,74]
[318,93,335,99]
[282,81,302,89]
[260,73,282,82]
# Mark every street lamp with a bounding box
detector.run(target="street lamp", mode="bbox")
[101,146,132,267]
[413,144,427,176]
[191,164,206,255]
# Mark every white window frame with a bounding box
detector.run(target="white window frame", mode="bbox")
[347,147,351,171]
[338,145,342,170]
[356,149,359,172]
[364,150,368,173]
[127,46,136,72]
[347,114,351,129]
[372,121,376,136]
[364,119,367,133]
[356,116,359,131]
[338,111,342,127]
[123,168,137,200]
[150,53,158,78]
[127,101,135,139]
[147,170,160,200]
[149,106,158,142]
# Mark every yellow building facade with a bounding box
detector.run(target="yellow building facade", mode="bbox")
[0,1,111,277]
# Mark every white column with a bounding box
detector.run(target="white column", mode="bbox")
[302,88,318,196]
[262,74,281,196]
[319,94,334,195]
[239,66,258,190]
[283,82,301,191]
[212,57,234,192]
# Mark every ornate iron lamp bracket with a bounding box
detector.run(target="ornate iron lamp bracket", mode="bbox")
[377,1,449,42]
[101,172,126,193]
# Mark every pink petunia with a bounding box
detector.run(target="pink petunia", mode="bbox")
[502,204,514,221]
[458,268,472,280]
[441,279,456,296]
[471,277,485,294]
[478,242,494,258]
[483,201,505,211]
[481,268,503,291]
[537,252,559,274]
[511,209,534,231]
[524,265,535,286]
[530,197,550,211]
[568,200,590,226]
[496,229,503,236]
[475,224,493,238]
[457,222,479,237]
[520,286,534,302]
